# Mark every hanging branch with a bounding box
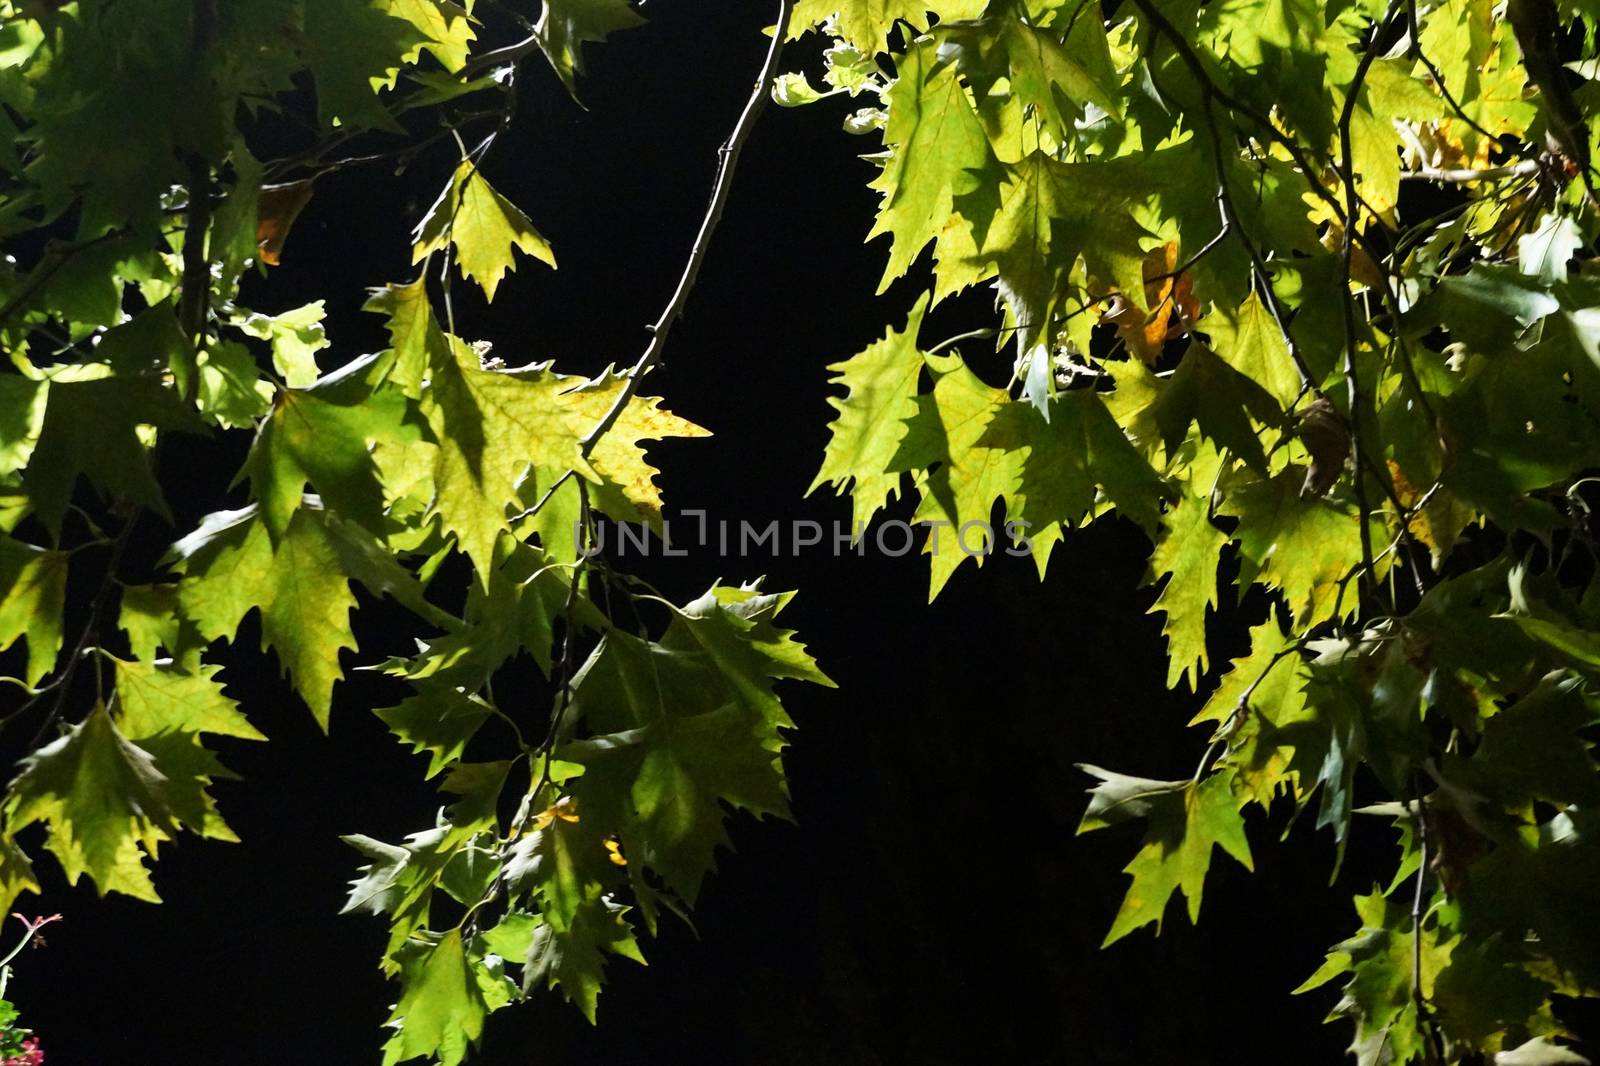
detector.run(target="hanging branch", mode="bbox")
[1335,0,1406,605]
[578,0,796,459]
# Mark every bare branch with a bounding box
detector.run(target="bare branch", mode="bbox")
[579,0,795,459]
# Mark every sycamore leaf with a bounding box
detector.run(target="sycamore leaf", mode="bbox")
[376,681,495,780]
[0,374,45,476]
[1497,1038,1591,1065]
[563,584,826,904]
[788,0,987,55]
[1518,213,1582,285]
[113,658,264,842]
[553,367,712,529]
[414,162,555,301]
[381,930,509,1066]
[1147,446,1227,690]
[1296,892,1453,1065]
[507,815,644,1021]
[1150,343,1283,472]
[907,353,1026,599]
[418,341,591,575]
[809,292,929,527]
[300,0,425,131]
[195,341,275,429]
[173,504,373,729]
[22,369,201,538]
[1220,471,1376,628]
[997,389,1166,574]
[0,836,39,917]
[865,40,993,290]
[1203,293,1303,409]
[380,0,476,72]
[0,533,67,685]
[954,149,1154,354]
[6,705,180,902]
[533,0,646,94]
[236,302,330,387]
[244,376,420,541]
[1077,768,1253,945]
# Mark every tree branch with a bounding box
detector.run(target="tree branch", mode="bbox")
[578,0,795,459]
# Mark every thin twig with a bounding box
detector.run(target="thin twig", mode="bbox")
[1335,1,1405,606]
[1401,160,1542,183]
[578,0,795,459]
[0,232,125,332]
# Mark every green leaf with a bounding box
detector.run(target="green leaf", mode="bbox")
[236,303,331,387]
[0,374,45,476]
[301,0,425,131]
[953,149,1154,354]
[1147,446,1227,690]
[1078,768,1253,945]
[22,369,201,538]
[413,162,556,301]
[113,657,265,842]
[0,533,67,686]
[532,0,646,95]
[810,292,929,527]
[864,40,994,291]
[906,353,1026,599]
[1517,212,1582,285]
[380,0,476,72]
[1497,1038,1591,1065]
[381,930,505,1066]
[6,705,180,901]
[788,0,987,55]
[376,681,495,780]
[1203,293,1303,410]
[1220,471,1375,627]
[244,377,419,541]
[173,505,365,728]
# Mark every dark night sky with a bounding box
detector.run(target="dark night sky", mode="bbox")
[14,2,1596,1063]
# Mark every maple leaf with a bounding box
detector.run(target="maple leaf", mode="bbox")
[954,149,1154,355]
[381,929,512,1066]
[0,533,67,685]
[376,681,495,780]
[1147,446,1228,690]
[417,340,593,576]
[553,366,712,528]
[0,374,45,477]
[1220,470,1377,627]
[944,12,1124,143]
[113,657,265,843]
[563,584,827,903]
[414,162,556,301]
[6,705,180,902]
[0,836,39,918]
[171,503,425,729]
[380,0,476,72]
[243,370,421,542]
[22,369,202,539]
[533,0,646,94]
[1202,292,1304,409]
[300,0,425,131]
[997,389,1166,575]
[1296,892,1455,1065]
[236,302,330,387]
[810,292,930,527]
[788,0,986,56]
[864,40,993,290]
[1077,768,1254,945]
[904,353,1027,599]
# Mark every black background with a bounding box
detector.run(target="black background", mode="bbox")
[11,2,1596,1063]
